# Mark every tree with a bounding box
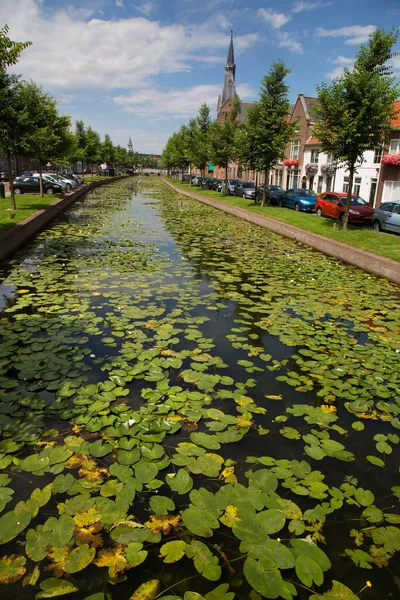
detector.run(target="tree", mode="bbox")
[0,25,31,209]
[161,131,190,176]
[240,61,297,206]
[100,134,115,168]
[73,120,87,176]
[16,81,74,196]
[208,97,241,191]
[314,28,399,229]
[85,127,101,173]
[192,103,212,176]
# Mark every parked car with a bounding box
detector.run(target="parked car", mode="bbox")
[234,181,256,199]
[12,176,63,195]
[209,178,223,191]
[192,176,202,185]
[33,173,69,192]
[227,179,241,195]
[73,174,84,185]
[278,188,317,212]
[21,171,34,177]
[372,200,400,234]
[315,192,374,224]
[200,177,211,189]
[256,184,284,204]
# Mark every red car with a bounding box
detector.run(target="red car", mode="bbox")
[315,192,374,224]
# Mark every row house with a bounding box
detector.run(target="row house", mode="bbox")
[376,99,400,205]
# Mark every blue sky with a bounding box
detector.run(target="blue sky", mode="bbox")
[2,0,400,154]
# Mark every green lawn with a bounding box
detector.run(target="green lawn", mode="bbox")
[169,180,400,263]
[0,194,63,234]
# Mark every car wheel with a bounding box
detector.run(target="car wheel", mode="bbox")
[66,184,71,192]
[14,187,22,194]
[294,203,300,211]
[46,188,54,195]
[278,199,284,207]
[373,220,381,231]
[242,192,246,199]
[316,207,322,217]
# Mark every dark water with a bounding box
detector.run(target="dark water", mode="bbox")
[0,179,399,600]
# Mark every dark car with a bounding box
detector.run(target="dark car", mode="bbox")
[278,188,317,212]
[234,181,256,199]
[210,178,223,191]
[315,192,374,224]
[256,184,284,204]
[200,178,211,189]
[372,201,400,234]
[12,176,63,195]
[21,171,34,177]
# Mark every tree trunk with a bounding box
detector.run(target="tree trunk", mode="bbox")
[225,161,228,194]
[7,153,16,211]
[39,163,44,197]
[261,167,269,207]
[343,164,355,230]
[254,171,258,204]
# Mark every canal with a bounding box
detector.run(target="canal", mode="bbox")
[0,178,399,599]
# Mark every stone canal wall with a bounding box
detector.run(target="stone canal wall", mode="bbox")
[164,179,400,286]
[0,176,129,264]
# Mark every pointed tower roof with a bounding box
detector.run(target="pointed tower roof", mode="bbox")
[220,31,236,108]
[227,31,234,66]
[128,136,133,147]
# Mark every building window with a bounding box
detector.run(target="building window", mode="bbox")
[326,176,332,192]
[310,149,320,163]
[291,169,300,188]
[374,145,383,163]
[274,169,283,187]
[326,153,334,163]
[343,176,362,194]
[290,140,300,160]
[383,180,400,202]
[317,176,323,193]
[389,139,400,154]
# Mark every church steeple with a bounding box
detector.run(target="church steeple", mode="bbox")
[220,31,236,108]
[128,136,133,155]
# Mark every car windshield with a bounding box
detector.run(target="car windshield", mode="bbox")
[295,189,316,197]
[229,180,240,185]
[349,196,368,206]
[242,182,255,188]
[269,186,283,191]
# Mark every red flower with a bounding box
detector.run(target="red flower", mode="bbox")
[381,153,400,166]
[283,159,300,167]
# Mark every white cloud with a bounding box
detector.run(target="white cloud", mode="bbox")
[67,4,96,19]
[326,55,354,79]
[134,1,158,16]
[116,0,123,7]
[292,0,327,13]
[390,55,400,77]
[315,25,376,45]
[1,0,258,94]
[257,8,291,29]
[114,82,255,121]
[277,31,303,54]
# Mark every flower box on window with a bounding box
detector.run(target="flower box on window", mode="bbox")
[305,163,318,174]
[321,162,337,175]
[381,154,400,166]
[283,159,299,167]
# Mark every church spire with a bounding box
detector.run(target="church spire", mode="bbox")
[220,31,236,108]
[128,136,133,155]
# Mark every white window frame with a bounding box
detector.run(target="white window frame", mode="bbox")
[383,180,400,202]
[290,140,300,160]
[310,149,320,163]
[389,139,400,154]
[374,145,384,164]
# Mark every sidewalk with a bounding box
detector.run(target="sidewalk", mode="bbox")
[164,179,400,285]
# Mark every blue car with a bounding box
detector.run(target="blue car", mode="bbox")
[278,188,317,212]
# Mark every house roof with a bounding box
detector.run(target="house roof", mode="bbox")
[391,100,400,128]
[298,95,319,121]
[305,137,321,145]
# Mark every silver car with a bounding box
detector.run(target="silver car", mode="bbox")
[372,201,400,234]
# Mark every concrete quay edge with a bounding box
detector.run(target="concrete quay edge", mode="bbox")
[164,179,400,286]
[0,176,129,264]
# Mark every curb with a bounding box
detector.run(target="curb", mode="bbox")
[164,179,400,285]
[0,176,129,264]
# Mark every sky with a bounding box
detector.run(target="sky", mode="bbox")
[1,0,400,154]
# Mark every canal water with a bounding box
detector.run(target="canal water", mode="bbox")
[0,178,399,600]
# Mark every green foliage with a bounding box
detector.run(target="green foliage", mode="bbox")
[208,98,241,185]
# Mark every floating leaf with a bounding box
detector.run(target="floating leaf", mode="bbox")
[244,557,283,599]
[65,544,95,574]
[129,580,161,600]
[0,554,26,584]
[35,578,79,599]
[160,540,187,563]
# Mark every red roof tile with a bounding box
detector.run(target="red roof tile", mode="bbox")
[305,137,321,145]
